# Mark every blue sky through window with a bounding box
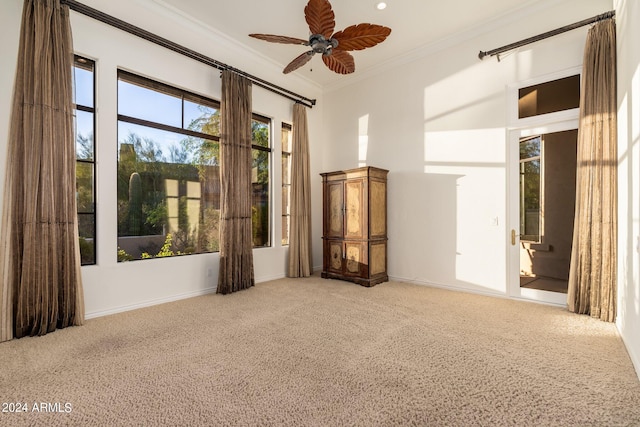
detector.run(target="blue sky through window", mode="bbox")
[118,80,182,127]
[73,66,93,108]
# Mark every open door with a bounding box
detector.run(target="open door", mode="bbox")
[509,124,578,305]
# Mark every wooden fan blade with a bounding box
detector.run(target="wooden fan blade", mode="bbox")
[322,50,355,74]
[284,51,315,74]
[304,0,335,39]
[249,34,309,45]
[333,24,392,51]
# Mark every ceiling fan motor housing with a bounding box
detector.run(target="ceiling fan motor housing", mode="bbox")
[309,34,339,55]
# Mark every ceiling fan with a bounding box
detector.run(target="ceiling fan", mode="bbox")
[249,0,392,75]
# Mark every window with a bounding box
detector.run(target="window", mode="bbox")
[281,123,292,246]
[117,71,221,261]
[518,75,580,119]
[73,56,96,265]
[116,71,271,261]
[252,114,271,248]
[519,136,542,242]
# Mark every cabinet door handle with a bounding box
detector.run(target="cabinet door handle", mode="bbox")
[511,229,517,246]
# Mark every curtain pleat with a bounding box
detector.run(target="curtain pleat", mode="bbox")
[567,19,617,322]
[0,0,84,341]
[288,104,312,277]
[217,71,254,294]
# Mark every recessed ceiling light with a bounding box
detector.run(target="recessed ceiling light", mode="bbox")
[376,2,387,10]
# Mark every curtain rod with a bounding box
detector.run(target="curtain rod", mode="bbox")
[61,0,316,108]
[478,10,615,60]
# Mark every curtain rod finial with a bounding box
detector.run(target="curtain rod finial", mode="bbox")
[478,51,487,60]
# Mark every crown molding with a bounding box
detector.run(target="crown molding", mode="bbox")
[323,0,567,94]
[139,0,323,92]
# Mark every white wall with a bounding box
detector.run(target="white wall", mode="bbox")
[323,0,612,297]
[0,0,22,222]
[0,0,324,318]
[615,0,640,377]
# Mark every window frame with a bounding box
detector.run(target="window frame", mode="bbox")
[281,122,292,246]
[519,135,543,243]
[251,113,273,249]
[73,55,97,266]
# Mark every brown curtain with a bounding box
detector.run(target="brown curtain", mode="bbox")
[217,71,254,294]
[567,19,617,322]
[288,104,313,277]
[0,0,84,342]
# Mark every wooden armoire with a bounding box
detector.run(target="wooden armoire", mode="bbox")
[320,166,388,286]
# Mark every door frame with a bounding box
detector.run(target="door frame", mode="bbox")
[506,66,581,305]
[507,121,578,305]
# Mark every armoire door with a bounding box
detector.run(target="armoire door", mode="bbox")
[326,180,344,239]
[369,178,386,239]
[326,240,344,275]
[344,178,366,240]
[344,241,366,277]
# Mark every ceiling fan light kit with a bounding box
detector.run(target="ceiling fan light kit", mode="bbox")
[249,0,391,75]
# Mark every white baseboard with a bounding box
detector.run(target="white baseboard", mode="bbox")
[388,275,506,298]
[85,287,216,319]
[388,274,565,307]
[255,273,287,283]
[85,273,291,320]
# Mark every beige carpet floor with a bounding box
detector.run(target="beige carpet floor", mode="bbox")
[1,275,639,426]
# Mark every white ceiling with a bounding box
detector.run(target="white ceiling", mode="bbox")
[154,0,548,87]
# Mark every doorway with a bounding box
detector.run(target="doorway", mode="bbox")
[518,130,577,295]
[509,124,578,305]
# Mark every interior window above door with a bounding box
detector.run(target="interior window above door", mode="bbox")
[518,74,580,119]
